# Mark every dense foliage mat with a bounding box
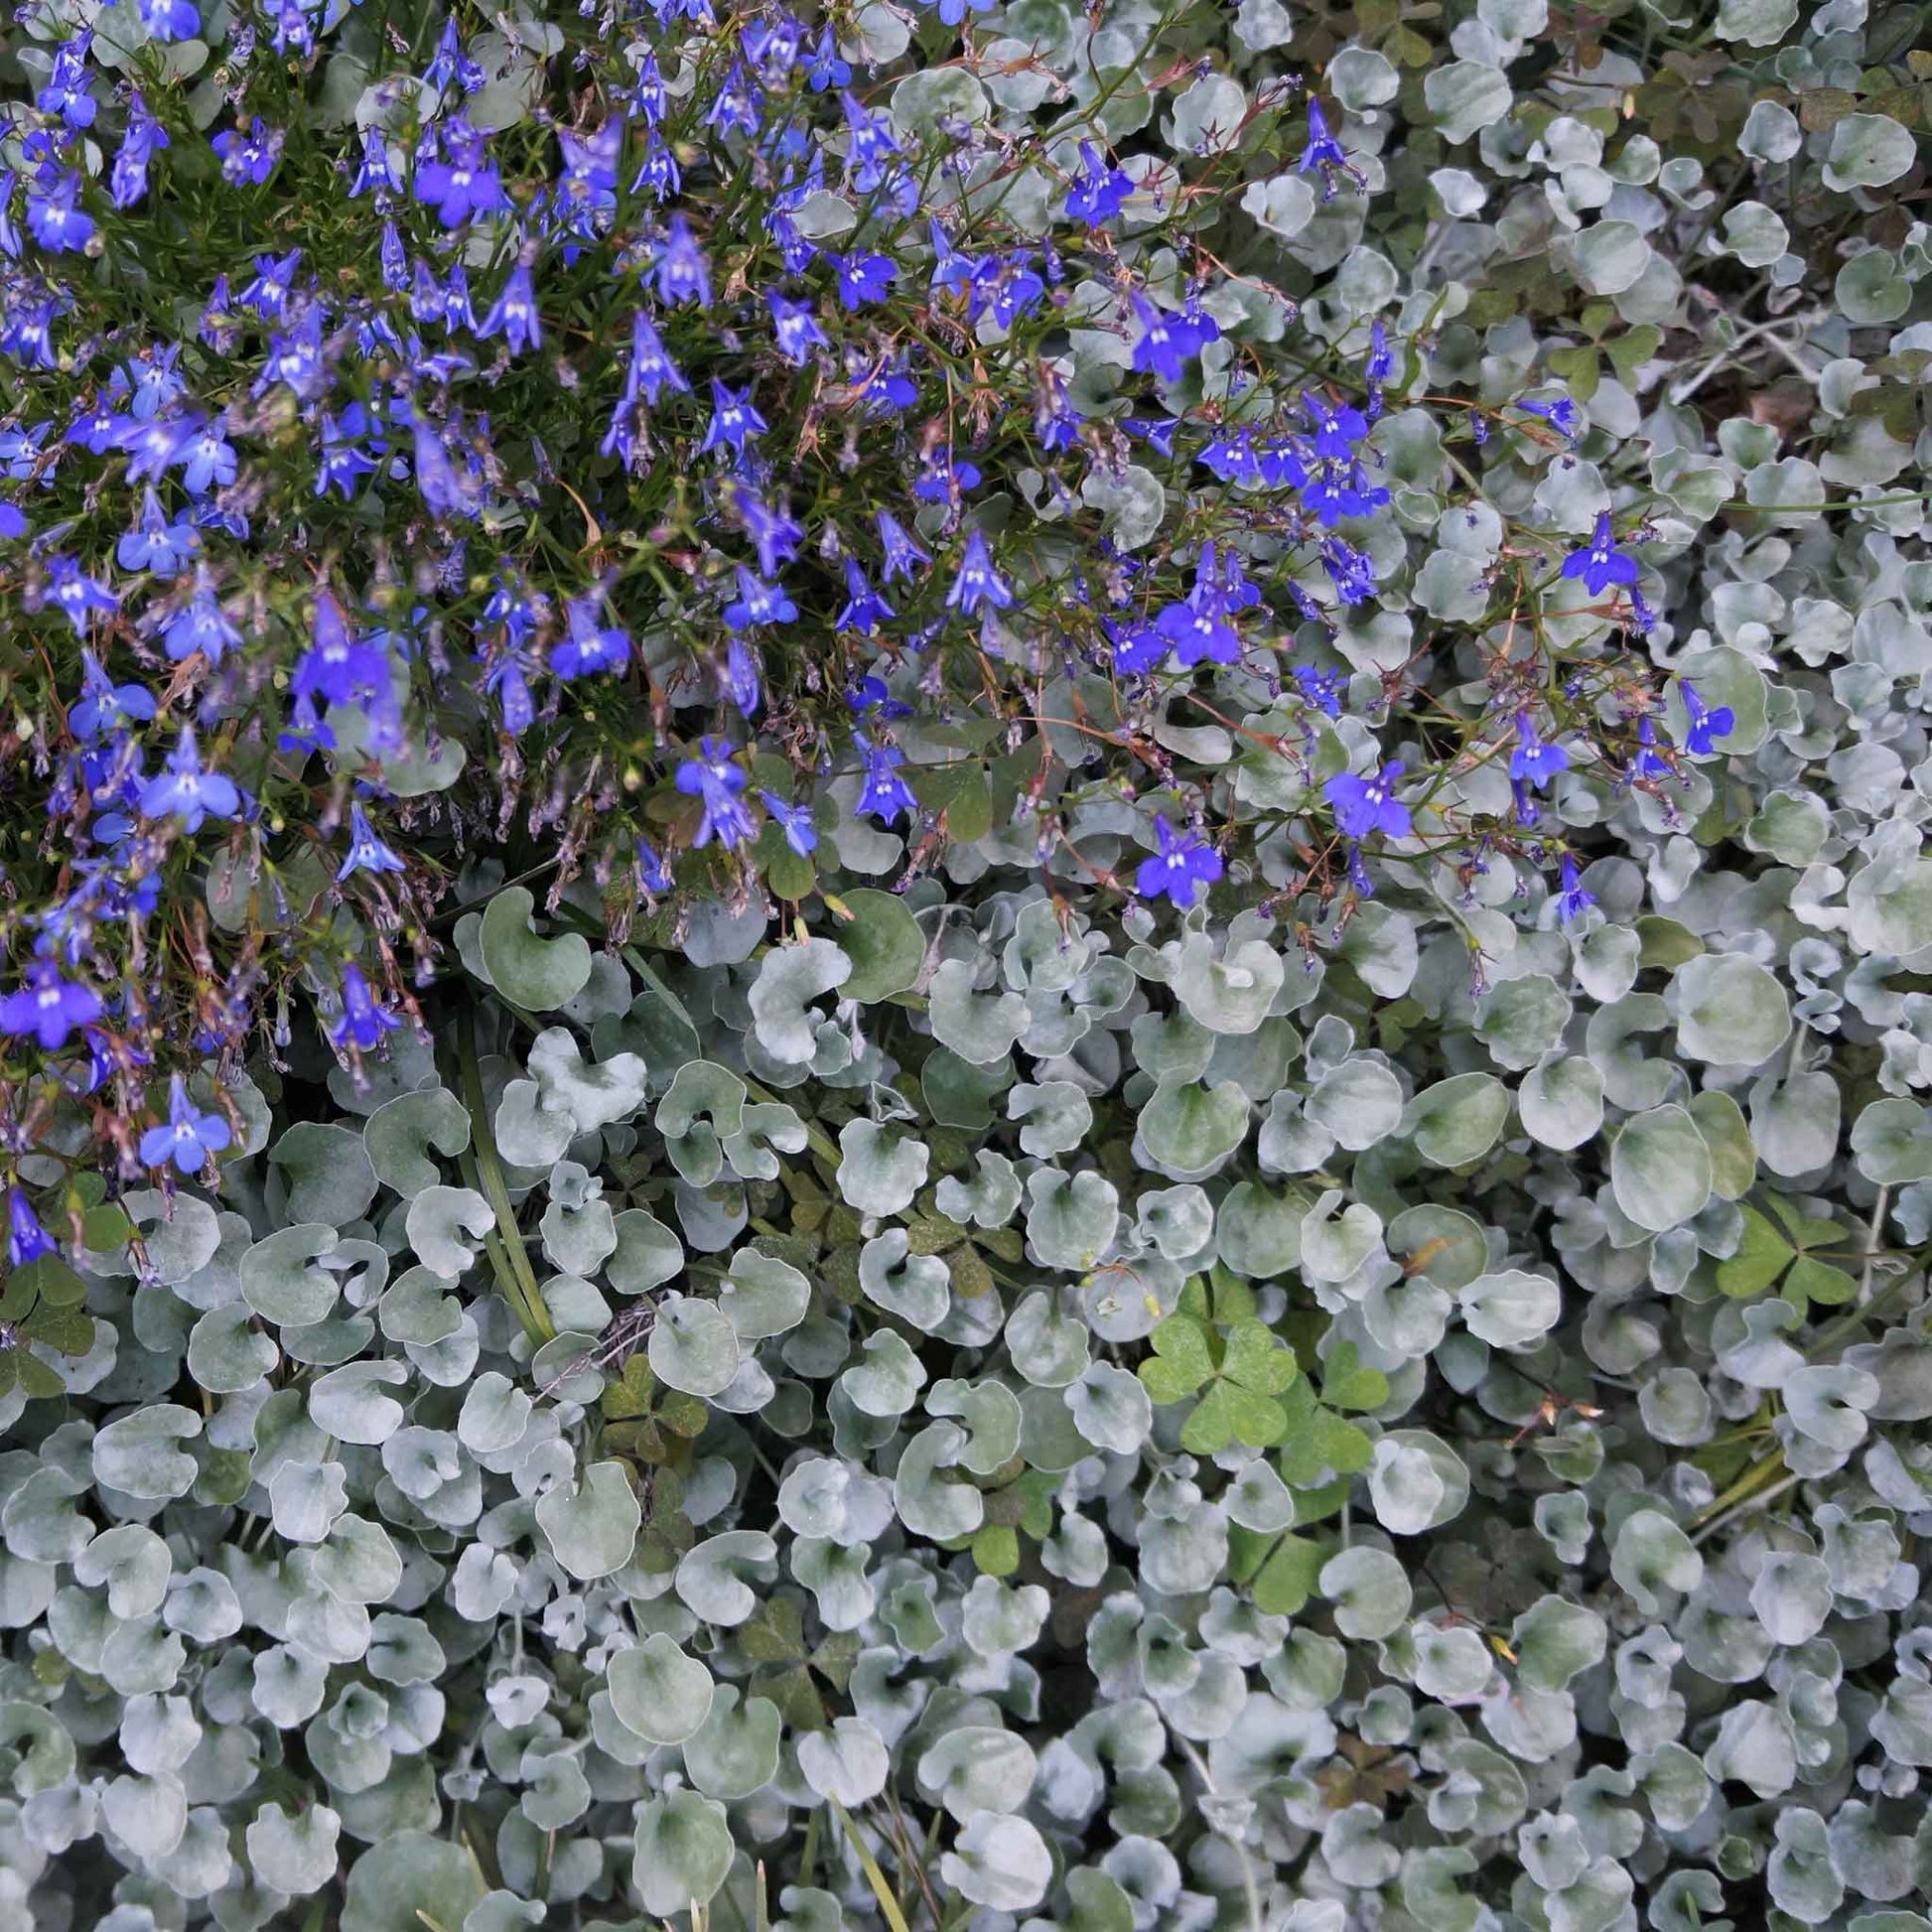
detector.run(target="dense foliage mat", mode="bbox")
[2,0,1932,1926]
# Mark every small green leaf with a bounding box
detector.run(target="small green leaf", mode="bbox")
[1320,1342,1389,1412]
[1716,1204,1795,1298]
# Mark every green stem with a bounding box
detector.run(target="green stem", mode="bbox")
[455,1003,556,1346]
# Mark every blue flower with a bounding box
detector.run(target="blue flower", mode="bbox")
[922,0,995,23]
[1302,99,1346,168]
[26,171,94,253]
[1556,855,1596,925]
[1679,680,1735,756]
[338,803,406,882]
[836,558,895,635]
[722,569,796,630]
[847,676,910,720]
[38,36,96,129]
[877,510,930,583]
[328,963,404,1053]
[1324,760,1412,841]
[1137,816,1222,908]
[480,261,543,354]
[1066,142,1133,226]
[212,116,284,188]
[71,651,157,739]
[1319,538,1377,607]
[1294,663,1345,718]
[1303,389,1369,460]
[0,964,103,1050]
[946,530,1012,616]
[768,292,828,365]
[552,592,630,679]
[112,91,170,207]
[1630,716,1671,780]
[1516,396,1583,440]
[413,120,508,226]
[857,736,919,826]
[45,556,120,634]
[635,840,673,896]
[6,1187,57,1268]
[730,487,804,575]
[140,0,200,39]
[1155,598,1240,669]
[140,727,240,834]
[760,790,819,856]
[1561,511,1639,598]
[675,737,756,849]
[160,575,241,663]
[139,1073,234,1175]
[1129,293,1218,385]
[831,251,897,310]
[805,27,850,89]
[653,213,712,307]
[726,638,762,718]
[1509,710,1571,789]
[699,379,768,455]
[1110,620,1167,676]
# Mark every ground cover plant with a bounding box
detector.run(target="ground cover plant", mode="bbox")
[1,0,1931,1925]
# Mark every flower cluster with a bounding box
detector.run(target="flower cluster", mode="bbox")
[0,0,1755,1190]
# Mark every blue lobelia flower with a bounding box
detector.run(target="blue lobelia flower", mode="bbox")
[328,963,404,1053]
[1137,816,1223,908]
[479,260,543,354]
[413,120,508,226]
[1303,389,1369,461]
[551,592,630,679]
[1109,620,1169,676]
[140,1072,234,1174]
[699,379,767,456]
[212,116,284,188]
[1516,396,1583,440]
[856,737,918,826]
[946,530,1012,616]
[1129,292,1217,385]
[1324,760,1412,841]
[112,91,170,207]
[160,574,241,663]
[139,727,240,833]
[836,558,895,635]
[653,213,712,307]
[831,251,897,310]
[725,638,762,718]
[1555,855,1597,925]
[0,964,103,1049]
[140,0,200,40]
[768,292,828,365]
[722,569,796,630]
[635,839,673,896]
[1299,100,1353,198]
[1679,680,1735,756]
[1065,142,1133,226]
[6,1187,57,1267]
[876,510,930,583]
[1630,715,1671,781]
[676,737,756,849]
[45,556,120,634]
[1509,710,1571,789]
[1319,538,1377,607]
[338,803,407,882]
[760,791,819,856]
[1561,511,1639,598]
[71,651,157,739]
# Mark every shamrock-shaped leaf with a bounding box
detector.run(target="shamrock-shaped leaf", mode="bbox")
[1139,1314,1298,1454]
[1717,1199,1856,1311]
